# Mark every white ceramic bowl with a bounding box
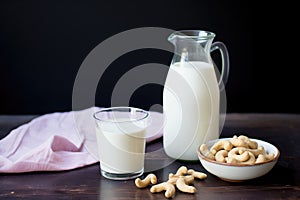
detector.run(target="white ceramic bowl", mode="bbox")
[197,138,280,182]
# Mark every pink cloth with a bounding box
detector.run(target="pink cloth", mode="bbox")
[0,107,163,173]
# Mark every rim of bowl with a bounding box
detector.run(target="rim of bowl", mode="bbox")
[197,138,280,167]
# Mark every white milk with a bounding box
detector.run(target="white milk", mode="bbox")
[163,61,220,160]
[95,122,146,174]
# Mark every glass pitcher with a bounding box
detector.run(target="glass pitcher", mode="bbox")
[163,30,229,161]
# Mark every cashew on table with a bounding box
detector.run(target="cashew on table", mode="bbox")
[135,173,157,188]
[134,166,207,198]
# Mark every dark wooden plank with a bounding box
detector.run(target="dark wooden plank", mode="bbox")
[0,114,300,199]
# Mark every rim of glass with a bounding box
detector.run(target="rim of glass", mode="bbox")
[168,30,216,40]
[93,106,149,123]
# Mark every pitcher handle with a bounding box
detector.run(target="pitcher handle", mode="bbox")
[211,42,230,91]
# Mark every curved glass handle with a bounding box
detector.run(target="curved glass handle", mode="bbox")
[211,41,230,91]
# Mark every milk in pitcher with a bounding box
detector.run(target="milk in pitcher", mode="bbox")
[163,61,220,160]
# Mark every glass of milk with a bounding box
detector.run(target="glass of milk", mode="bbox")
[93,107,149,180]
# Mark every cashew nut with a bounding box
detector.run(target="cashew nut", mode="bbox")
[187,169,207,179]
[199,144,215,160]
[135,173,157,188]
[210,140,233,155]
[176,177,196,194]
[255,154,268,164]
[238,135,258,149]
[238,146,274,161]
[230,135,249,148]
[168,174,194,185]
[225,157,239,164]
[174,166,188,176]
[228,147,250,162]
[255,152,275,163]
[238,146,264,157]
[167,165,190,184]
[150,182,176,198]
[215,150,228,163]
[226,151,256,165]
[182,175,195,184]
[241,151,256,164]
[167,173,177,184]
[265,153,275,160]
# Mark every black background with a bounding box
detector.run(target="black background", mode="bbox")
[0,0,298,114]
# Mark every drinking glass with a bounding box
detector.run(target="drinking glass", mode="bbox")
[93,107,149,180]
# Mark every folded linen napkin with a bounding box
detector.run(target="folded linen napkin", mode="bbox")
[0,107,163,173]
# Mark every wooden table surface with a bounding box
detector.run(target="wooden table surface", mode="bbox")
[0,113,300,199]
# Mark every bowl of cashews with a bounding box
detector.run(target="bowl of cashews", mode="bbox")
[197,135,280,182]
